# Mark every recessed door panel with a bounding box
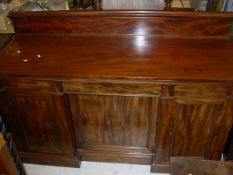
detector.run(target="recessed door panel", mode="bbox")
[69,94,158,153]
[8,93,74,156]
[172,102,227,157]
[155,98,233,165]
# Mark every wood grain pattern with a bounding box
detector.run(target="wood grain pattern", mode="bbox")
[1,35,233,82]
[172,100,231,159]
[152,85,233,173]
[173,84,232,97]
[207,99,233,160]
[162,83,233,97]
[0,92,27,152]
[11,95,65,154]
[63,81,161,95]
[73,95,150,146]
[3,79,62,95]
[152,98,176,173]
[1,9,233,173]
[1,79,233,172]
[68,92,159,164]
[9,11,233,39]
[0,81,80,167]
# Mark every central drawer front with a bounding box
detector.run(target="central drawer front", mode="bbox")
[63,81,161,95]
[2,79,62,95]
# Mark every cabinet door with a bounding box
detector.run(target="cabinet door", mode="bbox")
[64,81,161,164]
[154,84,233,171]
[171,98,232,159]
[1,80,78,167]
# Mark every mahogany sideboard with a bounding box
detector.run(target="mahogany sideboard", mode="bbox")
[0,10,233,173]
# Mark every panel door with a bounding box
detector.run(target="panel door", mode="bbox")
[64,81,161,164]
[154,84,233,166]
[172,98,232,159]
[1,80,75,160]
[9,94,74,155]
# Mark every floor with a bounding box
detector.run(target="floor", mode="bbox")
[25,161,170,175]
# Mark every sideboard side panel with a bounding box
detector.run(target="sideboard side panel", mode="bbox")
[9,11,233,39]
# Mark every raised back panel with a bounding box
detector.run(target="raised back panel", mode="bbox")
[9,11,233,39]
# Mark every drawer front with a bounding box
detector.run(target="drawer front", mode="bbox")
[2,80,62,94]
[63,81,161,95]
[162,84,233,97]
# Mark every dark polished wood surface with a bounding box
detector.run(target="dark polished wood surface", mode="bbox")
[0,10,233,173]
[9,11,233,39]
[171,157,233,175]
[0,34,233,81]
[0,80,80,167]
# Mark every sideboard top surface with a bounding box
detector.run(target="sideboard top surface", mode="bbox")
[0,34,233,82]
